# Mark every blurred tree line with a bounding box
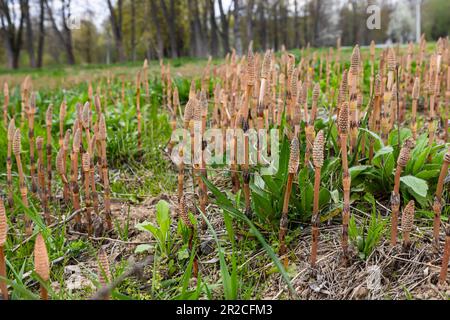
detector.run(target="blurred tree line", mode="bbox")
[0,0,448,69]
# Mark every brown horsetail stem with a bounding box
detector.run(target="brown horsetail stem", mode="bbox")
[59,101,66,148]
[257,50,272,163]
[391,138,414,247]
[82,152,93,236]
[279,136,299,267]
[7,119,15,207]
[28,93,37,194]
[88,134,100,216]
[71,128,82,228]
[401,200,415,250]
[339,101,351,257]
[369,74,382,162]
[136,71,142,152]
[440,223,450,285]
[411,77,420,139]
[241,44,255,217]
[192,96,207,230]
[99,114,113,230]
[46,104,53,200]
[0,199,8,300]
[311,130,324,267]
[56,147,70,203]
[444,66,449,142]
[36,137,51,225]
[62,129,72,203]
[13,128,32,235]
[2,82,8,126]
[34,233,50,300]
[97,248,112,300]
[434,149,450,248]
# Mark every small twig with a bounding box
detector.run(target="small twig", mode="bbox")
[67,230,154,245]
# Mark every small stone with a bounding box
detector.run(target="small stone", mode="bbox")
[353,285,368,299]
[200,239,215,255]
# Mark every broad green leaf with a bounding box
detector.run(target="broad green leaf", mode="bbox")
[400,175,428,198]
[349,165,371,180]
[415,170,440,180]
[412,146,431,174]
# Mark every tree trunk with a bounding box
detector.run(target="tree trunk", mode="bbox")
[23,0,36,67]
[209,0,219,57]
[258,1,266,50]
[0,0,25,69]
[37,0,45,68]
[233,0,242,55]
[131,0,136,61]
[45,0,75,65]
[280,0,288,48]
[149,0,164,59]
[106,0,126,62]
[272,1,278,51]
[218,0,230,55]
[246,0,254,49]
[160,0,178,58]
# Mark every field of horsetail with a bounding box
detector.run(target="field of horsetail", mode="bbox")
[0,38,449,300]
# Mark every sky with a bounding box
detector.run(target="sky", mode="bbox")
[68,0,401,31]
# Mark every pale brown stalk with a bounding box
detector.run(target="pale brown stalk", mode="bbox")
[28,93,37,194]
[369,41,375,97]
[339,102,351,257]
[241,45,255,217]
[311,131,324,267]
[82,152,93,236]
[411,77,420,139]
[369,74,382,162]
[71,128,82,229]
[257,50,272,163]
[99,114,112,230]
[143,59,149,98]
[56,148,70,204]
[61,130,71,203]
[88,134,99,216]
[13,129,32,235]
[444,66,449,142]
[433,149,450,248]
[279,137,299,267]
[440,226,450,285]
[136,71,142,153]
[46,105,53,200]
[391,138,414,246]
[59,100,66,148]
[6,120,15,207]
